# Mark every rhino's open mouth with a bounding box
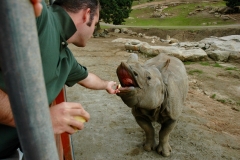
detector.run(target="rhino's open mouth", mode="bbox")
[116,62,139,88]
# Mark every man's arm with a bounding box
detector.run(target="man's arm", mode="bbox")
[78,73,119,94]
[0,89,15,127]
[0,88,90,134]
[0,0,89,135]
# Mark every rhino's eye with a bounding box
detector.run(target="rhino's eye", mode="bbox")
[147,76,151,80]
[133,71,138,76]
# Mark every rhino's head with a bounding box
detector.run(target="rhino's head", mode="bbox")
[116,54,165,110]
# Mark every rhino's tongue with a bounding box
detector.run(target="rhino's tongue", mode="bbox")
[122,78,134,87]
[118,68,136,87]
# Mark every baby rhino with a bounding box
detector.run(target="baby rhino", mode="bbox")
[116,53,188,157]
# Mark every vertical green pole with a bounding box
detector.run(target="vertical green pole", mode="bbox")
[0,1,59,159]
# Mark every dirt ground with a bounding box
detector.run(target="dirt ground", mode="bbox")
[66,29,240,160]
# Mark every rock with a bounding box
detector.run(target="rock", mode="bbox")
[125,41,142,51]
[114,29,121,33]
[112,38,141,44]
[112,35,240,62]
[166,35,171,40]
[175,48,208,61]
[207,50,230,62]
[197,43,206,49]
[220,35,240,42]
[200,35,240,61]
[169,38,179,44]
[229,51,240,61]
[121,28,129,34]
[179,42,199,48]
[139,42,151,54]
[130,32,138,36]
[221,15,230,20]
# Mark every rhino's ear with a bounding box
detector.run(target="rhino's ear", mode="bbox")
[127,53,138,63]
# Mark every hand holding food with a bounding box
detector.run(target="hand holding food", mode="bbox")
[73,116,86,131]
[74,116,86,123]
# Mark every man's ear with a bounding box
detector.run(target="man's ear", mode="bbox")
[82,8,91,23]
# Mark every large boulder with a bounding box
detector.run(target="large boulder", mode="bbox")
[112,35,240,62]
[200,35,240,61]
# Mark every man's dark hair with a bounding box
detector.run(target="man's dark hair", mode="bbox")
[54,0,100,26]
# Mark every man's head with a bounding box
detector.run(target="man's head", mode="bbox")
[54,0,100,47]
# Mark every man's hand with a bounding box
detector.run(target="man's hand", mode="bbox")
[30,0,42,17]
[50,102,90,134]
[78,73,120,94]
[106,81,120,94]
[0,89,15,127]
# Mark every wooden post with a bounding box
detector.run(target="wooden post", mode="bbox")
[55,88,75,160]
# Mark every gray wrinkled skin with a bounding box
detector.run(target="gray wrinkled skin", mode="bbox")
[116,53,188,157]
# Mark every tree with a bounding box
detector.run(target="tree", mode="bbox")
[99,0,133,25]
[224,0,240,8]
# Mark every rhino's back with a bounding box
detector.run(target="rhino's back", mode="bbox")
[145,53,184,72]
[145,53,187,78]
[145,53,188,106]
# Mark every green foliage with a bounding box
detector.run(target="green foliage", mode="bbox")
[225,67,237,70]
[224,0,240,8]
[200,62,210,66]
[217,99,226,103]
[210,94,216,99]
[188,69,203,75]
[184,61,193,65]
[100,0,133,25]
[213,63,223,68]
[237,101,240,106]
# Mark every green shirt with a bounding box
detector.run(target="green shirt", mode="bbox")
[0,2,88,156]
[37,2,88,104]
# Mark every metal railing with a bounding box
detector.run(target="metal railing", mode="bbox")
[0,0,59,159]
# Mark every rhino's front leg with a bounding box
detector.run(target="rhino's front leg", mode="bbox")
[157,119,176,157]
[134,116,156,151]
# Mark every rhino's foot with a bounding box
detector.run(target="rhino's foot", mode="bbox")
[143,141,156,152]
[156,142,172,157]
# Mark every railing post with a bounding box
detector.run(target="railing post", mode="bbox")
[0,1,59,159]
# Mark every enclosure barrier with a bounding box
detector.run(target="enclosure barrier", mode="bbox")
[0,0,59,159]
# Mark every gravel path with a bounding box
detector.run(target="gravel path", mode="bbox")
[65,35,240,160]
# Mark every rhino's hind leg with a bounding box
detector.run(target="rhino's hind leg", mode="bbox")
[157,119,176,157]
[135,116,156,151]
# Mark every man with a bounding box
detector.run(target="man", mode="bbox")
[0,0,119,158]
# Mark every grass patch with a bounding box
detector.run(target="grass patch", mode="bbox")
[188,69,203,75]
[132,0,165,6]
[200,62,211,66]
[212,63,223,68]
[225,67,237,71]
[126,1,236,27]
[217,99,226,104]
[184,61,193,65]
[235,101,240,106]
[210,94,216,99]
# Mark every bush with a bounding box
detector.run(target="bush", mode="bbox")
[224,0,240,8]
